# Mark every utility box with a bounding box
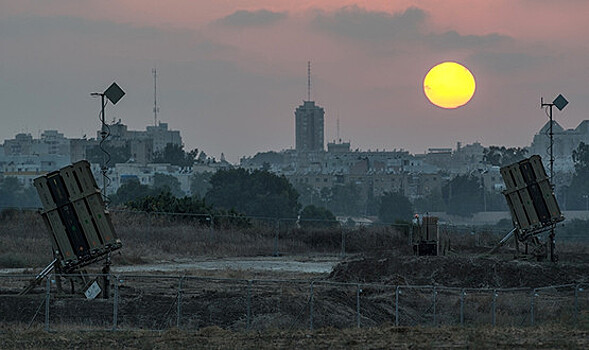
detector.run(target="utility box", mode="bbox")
[412,215,442,256]
[33,160,122,271]
[500,155,564,234]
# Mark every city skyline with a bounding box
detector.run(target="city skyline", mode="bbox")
[1,1,589,162]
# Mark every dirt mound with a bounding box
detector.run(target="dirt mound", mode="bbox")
[329,255,589,288]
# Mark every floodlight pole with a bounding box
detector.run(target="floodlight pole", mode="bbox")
[91,92,109,200]
[540,97,557,263]
[541,98,555,184]
[91,82,124,204]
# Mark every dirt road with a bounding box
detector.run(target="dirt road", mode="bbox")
[112,256,339,274]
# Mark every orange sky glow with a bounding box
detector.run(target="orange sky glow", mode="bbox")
[1,0,589,161]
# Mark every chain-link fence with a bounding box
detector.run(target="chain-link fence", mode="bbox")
[0,274,587,331]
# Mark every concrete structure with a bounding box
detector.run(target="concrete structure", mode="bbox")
[37,130,70,156]
[295,101,324,152]
[3,133,34,156]
[97,120,182,163]
[108,163,194,196]
[146,123,182,153]
[0,154,71,188]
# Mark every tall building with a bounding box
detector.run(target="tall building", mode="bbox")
[295,101,324,152]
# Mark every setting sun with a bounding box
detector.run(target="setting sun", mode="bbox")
[423,61,476,109]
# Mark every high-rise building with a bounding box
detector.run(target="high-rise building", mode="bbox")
[295,100,324,152]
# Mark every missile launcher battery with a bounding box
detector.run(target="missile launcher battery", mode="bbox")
[33,160,121,270]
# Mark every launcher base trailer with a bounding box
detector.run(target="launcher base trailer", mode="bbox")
[19,251,114,298]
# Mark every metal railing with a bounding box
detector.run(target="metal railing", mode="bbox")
[0,274,586,331]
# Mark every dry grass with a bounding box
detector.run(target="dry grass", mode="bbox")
[1,210,588,269]
[0,325,588,349]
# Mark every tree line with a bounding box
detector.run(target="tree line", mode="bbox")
[111,168,413,225]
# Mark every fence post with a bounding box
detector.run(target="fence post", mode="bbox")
[356,284,361,328]
[432,286,437,326]
[309,281,314,331]
[460,289,465,326]
[395,286,400,326]
[273,219,279,257]
[44,277,50,332]
[147,211,152,236]
[491,289,497,327]
[530,289,537,326]
[574,284,580,326]
[209,214,214,241]
[19,208,24,233]
[112,275,119,331]
[340,229,346,258]
[177,276,184,329]
[247,280,252,330]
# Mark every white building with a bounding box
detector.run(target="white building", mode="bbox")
[528,120,589,174]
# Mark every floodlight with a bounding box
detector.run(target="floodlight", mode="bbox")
[553,94,568,111]
[104,82,125,105]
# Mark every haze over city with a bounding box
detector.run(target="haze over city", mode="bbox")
[2,0,589,162]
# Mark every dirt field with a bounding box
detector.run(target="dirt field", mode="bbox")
[329,254,589,288]
[2,210,589,348]
[1,325,588,349]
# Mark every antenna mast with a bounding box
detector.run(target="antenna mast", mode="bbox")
[337,115,340,141]
[307,61,311,101]
[153,68,160,126]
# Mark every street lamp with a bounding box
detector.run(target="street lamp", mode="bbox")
[91,82,125,200]
[540,94,568,263]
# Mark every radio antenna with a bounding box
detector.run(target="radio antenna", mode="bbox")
[153,67,160,126]
[307,61,311,101]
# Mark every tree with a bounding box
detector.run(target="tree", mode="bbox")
[126,190,250,228]
[110,178,153,205]
[377,191,414,224]
[153,143,197,167]
[153,173,184,197]
[483,146,528,166]
[0,177,21,207]
[442,174,483,217]
[572,142,589,175]
[190,171,213,199]
[0,177,40,208]
[319,183,363,216]
[299,205,338,228]
[206,168,300,218]
[292,182,319,207]
[565,142,589,209]
[413,191,446,213]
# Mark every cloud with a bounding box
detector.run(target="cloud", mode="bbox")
[0,15,167,40]
[311,6,509,50]
[215,9,287,27]
[0,14,237,64]
[427,31,509,50]
[312,6,425,41]
[470,50,553,73]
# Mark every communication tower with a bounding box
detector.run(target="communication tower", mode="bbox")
[153,67,160,126]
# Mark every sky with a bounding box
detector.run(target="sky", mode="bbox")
[1,0,589,163]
